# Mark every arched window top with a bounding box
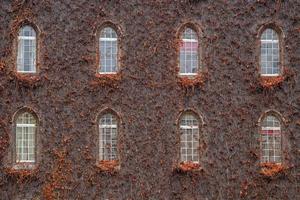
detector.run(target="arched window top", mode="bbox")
[16,112,37,125]
[261,28,279,41]
[179,27,199,75]
[100,27,118,39]
[260,28,280,76]
[261,115,281,129]
[260,114,282,164]
[15,111,37,163]
[99,112,118,161]
[182,27,198,40]
[17,25,37,73]
[179,112,200,163]
[99,113,118,126]
[19,25,36,37]
[180,112,199,127]
[99,26,118,74]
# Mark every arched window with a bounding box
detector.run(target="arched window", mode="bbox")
[15,112,37,163]
[179,27,199,75]
[261,115,282,163]
[99,27,118,74]
[17,25,37,73]
[260,28,280,76]
[179,112,200,163]
[99,113,118,161]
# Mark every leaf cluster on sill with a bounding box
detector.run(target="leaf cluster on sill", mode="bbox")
[175,161,203,173]
[259,162,287,177]
[90,73,122,88]
[97,160,120,172]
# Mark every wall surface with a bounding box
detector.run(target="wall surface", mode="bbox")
[0,0,299,199]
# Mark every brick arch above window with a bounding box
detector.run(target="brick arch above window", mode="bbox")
[176,109,205,126]
[257,109,286,125]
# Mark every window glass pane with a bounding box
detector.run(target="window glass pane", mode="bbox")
[99,27,118,73]
[261,115,281,163]
[17,26,36,73]
[179,28,199,74]
[99,113,118,161]
[180,113,199,163]
[16,112,36,163]
[260,29,280,75]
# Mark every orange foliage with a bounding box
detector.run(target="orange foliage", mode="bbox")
[12,72,41,86]
[239,180,249,198]
[177,73,206,88]
[90,73,121,88]
[97,160,119,171]
[178,74,205,87]
[259,76,284,88]
[177,161,201,172]
[10,9,35,36]
[5,167,37,183]
[0,61,5,71]
[42,184,55,200]
[259,163,286,177]
[258,67,296,88]
[42,149,72,200]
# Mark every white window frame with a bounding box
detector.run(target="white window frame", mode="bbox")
[98,72,117,75]
[261,127,281,131]
[100,38,118,42]
[182,38,198,43]
[19,36,36,40]
[260,73,280,77]
[17,71,37,74]
[99,124,117,129]
[179,73,198,76]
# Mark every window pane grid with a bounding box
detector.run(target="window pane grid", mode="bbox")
[261,115,282,163]
[179,28,199,75]
[260,29,280,75]
[16,113,36,163]
[99,27,118,73]
[17,26,36,73]
[99,114,118,161]
[180,114,199,163]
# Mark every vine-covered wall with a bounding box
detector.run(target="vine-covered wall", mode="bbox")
[0,0,299,199]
